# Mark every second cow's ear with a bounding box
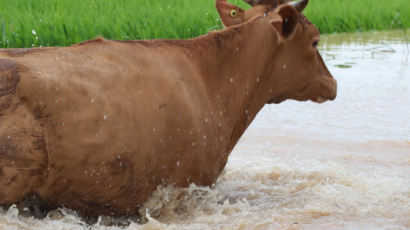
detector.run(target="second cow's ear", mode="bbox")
[270,5,298,38]
[216,0,246,27]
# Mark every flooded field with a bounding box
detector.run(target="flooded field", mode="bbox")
[1,30,409,229]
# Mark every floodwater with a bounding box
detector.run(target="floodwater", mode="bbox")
[1,30,409,229]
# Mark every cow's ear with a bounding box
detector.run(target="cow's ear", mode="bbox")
[270,5,298,38]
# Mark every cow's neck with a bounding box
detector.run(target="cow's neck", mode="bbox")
[190,19,278,152]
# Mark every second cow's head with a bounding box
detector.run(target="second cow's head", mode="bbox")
[216,0,291,27]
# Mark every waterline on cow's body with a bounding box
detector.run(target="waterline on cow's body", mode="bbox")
[1,30,409,229]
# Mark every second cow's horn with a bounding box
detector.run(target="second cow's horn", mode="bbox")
[289,0,308,12]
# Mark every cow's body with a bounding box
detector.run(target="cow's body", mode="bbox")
[0,2,336,218]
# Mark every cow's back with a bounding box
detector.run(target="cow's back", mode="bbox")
[0,40,222,217]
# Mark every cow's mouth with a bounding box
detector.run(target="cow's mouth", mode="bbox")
[312,96,327,103]
[267,95,287,104]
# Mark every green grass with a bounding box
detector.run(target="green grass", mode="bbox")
[0,0,409,48]
[304,0,409,34]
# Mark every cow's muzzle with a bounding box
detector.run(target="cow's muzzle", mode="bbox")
[311,76,337,103]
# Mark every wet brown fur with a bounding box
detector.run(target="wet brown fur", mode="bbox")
[0,3,336,218]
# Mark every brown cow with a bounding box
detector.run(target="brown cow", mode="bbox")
[0,0,336,219]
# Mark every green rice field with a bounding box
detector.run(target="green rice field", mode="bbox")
[0,0,409,48]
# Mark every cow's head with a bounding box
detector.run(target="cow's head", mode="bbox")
[263,0,337,104]
[218,0,336,104]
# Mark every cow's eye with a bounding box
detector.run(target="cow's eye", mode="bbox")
[230,10,238,17]
[312,40,319,48]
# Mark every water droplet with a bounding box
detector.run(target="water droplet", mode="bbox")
[32,30,36,35]
[256,77,260,82]
[91,98,95,103]
[283,64,287,69]
[236,47,239,52]
[230,78,234,83]
[204,118,208,123]
[177,161,180,167]
[203,135,207,140]
[103,114,108,120]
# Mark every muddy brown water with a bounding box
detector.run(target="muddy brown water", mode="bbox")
[1,30,409,230]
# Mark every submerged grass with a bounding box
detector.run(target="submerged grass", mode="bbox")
[0,0,409,48]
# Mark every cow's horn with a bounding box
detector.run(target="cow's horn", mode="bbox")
[244,0,276,6]
[289,0,308,12]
